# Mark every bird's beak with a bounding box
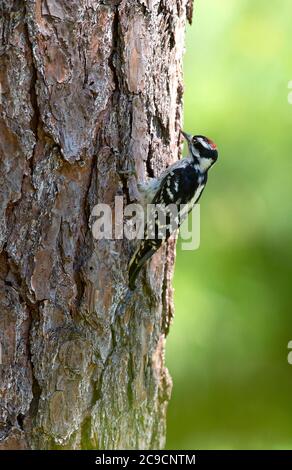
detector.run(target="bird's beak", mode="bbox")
[181,130,192,144]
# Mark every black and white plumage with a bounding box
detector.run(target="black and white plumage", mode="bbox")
[128,132,218,290]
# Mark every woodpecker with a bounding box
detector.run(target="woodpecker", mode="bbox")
[128,131,218,290]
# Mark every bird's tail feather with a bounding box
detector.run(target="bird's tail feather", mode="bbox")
[128,241,156,290]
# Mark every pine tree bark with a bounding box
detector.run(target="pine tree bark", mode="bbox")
[0,0,193,450]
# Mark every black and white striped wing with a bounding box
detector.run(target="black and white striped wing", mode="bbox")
[128,167,203,290]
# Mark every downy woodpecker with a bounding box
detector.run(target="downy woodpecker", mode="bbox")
[128,131,218,290]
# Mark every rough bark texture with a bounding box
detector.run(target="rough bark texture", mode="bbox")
[0,0,192,450]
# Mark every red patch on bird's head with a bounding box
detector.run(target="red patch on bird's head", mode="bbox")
[207,138,217,150]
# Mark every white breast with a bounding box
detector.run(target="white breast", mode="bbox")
[199,157,212,172]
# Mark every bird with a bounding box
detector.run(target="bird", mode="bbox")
[128,131,218,290]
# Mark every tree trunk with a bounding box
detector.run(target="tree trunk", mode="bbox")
[0,0,192,450]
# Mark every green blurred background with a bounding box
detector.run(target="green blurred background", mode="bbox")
[166,0,292,449]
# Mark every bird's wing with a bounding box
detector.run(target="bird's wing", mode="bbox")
[128,167,201,290]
